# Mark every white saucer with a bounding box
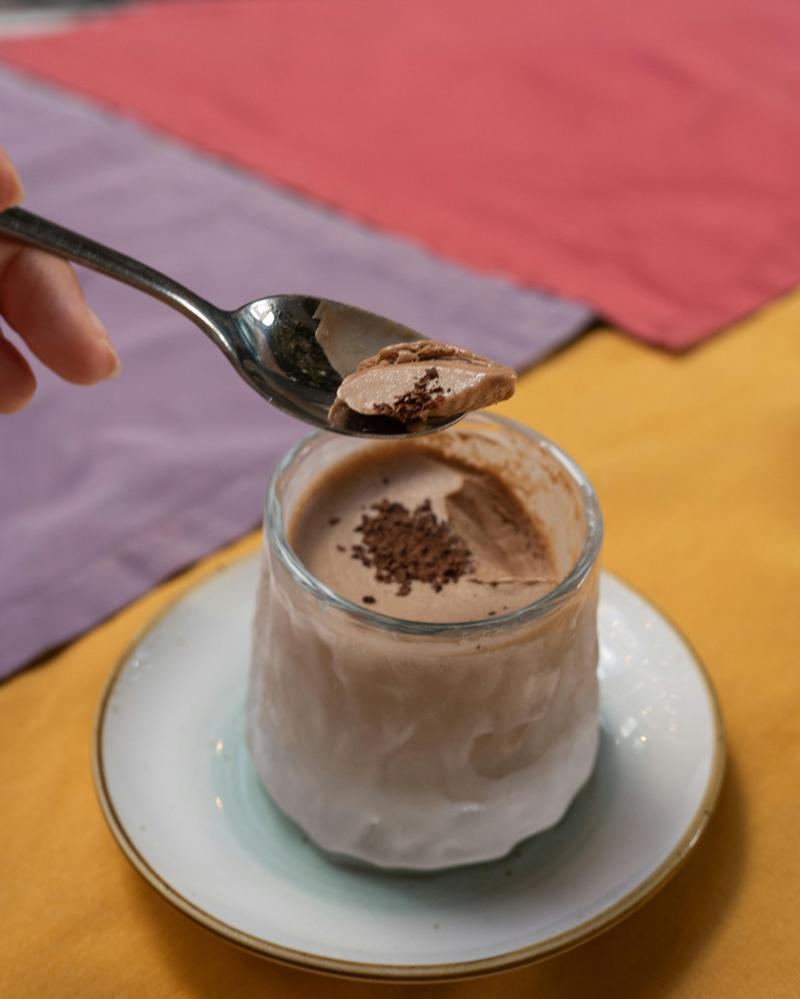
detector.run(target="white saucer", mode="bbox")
[94,556,725,982]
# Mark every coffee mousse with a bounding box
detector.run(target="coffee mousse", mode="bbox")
[290,444,558,622]
[328,340,516,429]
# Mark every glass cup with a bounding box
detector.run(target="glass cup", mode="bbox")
[247,414,603,869]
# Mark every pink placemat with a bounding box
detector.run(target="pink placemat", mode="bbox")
[2,0,799,347]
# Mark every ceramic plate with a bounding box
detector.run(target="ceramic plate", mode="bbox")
[94,556,724,982]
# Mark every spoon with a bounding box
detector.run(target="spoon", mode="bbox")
[0,207,462,438]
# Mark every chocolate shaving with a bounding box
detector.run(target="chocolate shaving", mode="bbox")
[373,367,446,423]
[351,497,474,595]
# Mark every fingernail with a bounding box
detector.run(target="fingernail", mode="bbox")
[0,150,24,207]
[87,305,110,342]
[87,307,122,380]
[104,349,122,380]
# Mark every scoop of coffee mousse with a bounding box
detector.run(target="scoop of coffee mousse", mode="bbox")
[328,340,516,429]
[289,443,558,622]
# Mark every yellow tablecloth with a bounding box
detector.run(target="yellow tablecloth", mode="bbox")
[2,293,799,998]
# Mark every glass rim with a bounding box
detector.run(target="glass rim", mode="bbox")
[264,413,603,636]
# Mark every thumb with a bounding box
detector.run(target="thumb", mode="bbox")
[0,148,24,210]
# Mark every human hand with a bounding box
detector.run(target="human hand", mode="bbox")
[0,148,120,413]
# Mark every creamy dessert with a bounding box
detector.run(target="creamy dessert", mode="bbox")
[290,445,557,622]
[248,416,602,869]
[328,340,516,429]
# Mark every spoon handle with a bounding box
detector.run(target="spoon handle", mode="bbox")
[0,207,230,348]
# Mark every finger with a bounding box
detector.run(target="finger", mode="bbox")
[0,329,36,413]
[0,239,120,384]
[0,147,24,209]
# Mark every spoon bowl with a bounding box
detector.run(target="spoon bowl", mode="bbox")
[225,294,463,436]
[0,208,464,438]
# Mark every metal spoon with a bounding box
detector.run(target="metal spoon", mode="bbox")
[0,207,462,437]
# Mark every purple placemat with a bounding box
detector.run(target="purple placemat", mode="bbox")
[0,66,592,679]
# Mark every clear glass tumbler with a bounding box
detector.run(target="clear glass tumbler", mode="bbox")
[247,414,603,869]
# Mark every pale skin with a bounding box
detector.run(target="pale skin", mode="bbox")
[0,148,120,414]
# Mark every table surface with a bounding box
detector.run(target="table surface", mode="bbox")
[2,292,798,998]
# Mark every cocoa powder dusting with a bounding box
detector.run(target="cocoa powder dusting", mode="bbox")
[351,498,474,595]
